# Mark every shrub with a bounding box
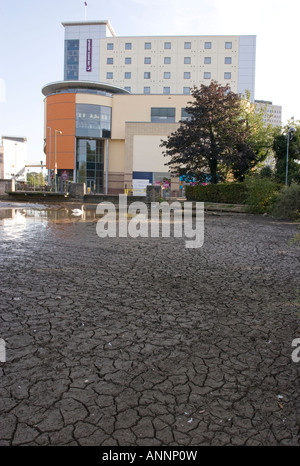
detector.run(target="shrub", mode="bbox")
[185,183,248,204]
[243,176,282,214]
[271,183,300,220]
[260,165,273,178]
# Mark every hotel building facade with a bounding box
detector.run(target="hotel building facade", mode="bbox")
[42,20,256,194]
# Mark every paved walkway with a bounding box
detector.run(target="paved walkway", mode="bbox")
[0,209,299,446]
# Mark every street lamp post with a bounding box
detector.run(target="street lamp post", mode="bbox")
[54,130,62,192]
[285,127,295,186]
[47,126,51,186]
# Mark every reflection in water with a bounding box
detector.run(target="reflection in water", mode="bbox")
[0,202,183,242]
[0,203,102,240]
[0,204,99,223]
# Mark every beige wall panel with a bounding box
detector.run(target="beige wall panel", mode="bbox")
[111,94,190,139]
[108,140,125,172]
[124,122,179,175]
[75,94,113,107]
[133,135,171,172]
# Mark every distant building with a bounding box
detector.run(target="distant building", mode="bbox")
[254,100,282,127]
[0,136,27,180]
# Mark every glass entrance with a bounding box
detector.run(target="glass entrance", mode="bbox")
[76,139,104,193]
[86,179,95,194]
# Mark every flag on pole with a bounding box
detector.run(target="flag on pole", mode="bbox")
[84,2,87,5]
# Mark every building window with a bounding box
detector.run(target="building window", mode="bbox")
[145,42,151,49]
[144,57,151,64]
[181,108,192,121]
[125,72,131,79]
[225,42,232,49]
[151,107,176,123]
[164,57,171,64]
[125,42,132,50]
[76,104,112,139]
[224,72,231,79]
[184,42,191,49]
[163,87,170,94]
[106,72,113,79]
[184,72,191,79]
[183,87,190,95]
[64,40,79,80]
[184,57,191,64]
[164,72,171,79]
[225,57,232,64]
[204,72,211,79]
[144,87,151,94]
[107,43,114,50]
[107,58,113,64]
[204,42,212,49]
[164,42,171,49]
[204,57,211,64]
[144,72,151,79]
[125,57,132,64]
[124,87,131,92]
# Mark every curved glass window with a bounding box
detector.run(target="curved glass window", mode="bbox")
[47,88,115,97]
[76,104,112,138]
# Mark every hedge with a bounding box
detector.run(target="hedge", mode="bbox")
[185,183,248,204]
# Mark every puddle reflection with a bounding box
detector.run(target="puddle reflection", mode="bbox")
[0,203,104,240]
[0,203,101,224]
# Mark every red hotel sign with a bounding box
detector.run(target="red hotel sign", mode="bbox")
[86,39,92,72]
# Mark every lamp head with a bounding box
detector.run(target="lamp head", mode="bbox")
[288,127,296,140]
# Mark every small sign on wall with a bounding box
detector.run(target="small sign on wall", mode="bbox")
[132,179,149,196]
[86,39,92,72]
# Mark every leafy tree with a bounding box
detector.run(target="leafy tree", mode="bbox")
[273,121,300,184]
[160,81,273,183]
[236,94,275,179]
[26,172,45,187]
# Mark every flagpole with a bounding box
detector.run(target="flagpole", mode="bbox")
[84,2,87,21]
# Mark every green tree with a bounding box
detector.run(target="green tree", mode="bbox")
[273,121,300,184]
[234,94,275,180]
[160,81,273,184]
[26,172,45,187]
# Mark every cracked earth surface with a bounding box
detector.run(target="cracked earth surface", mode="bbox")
[0,208,299,446]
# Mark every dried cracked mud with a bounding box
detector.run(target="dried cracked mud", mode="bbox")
[0,207,299,446]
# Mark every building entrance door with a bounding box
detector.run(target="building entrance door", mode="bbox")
[76,139,104,194]
[87,179,95,194]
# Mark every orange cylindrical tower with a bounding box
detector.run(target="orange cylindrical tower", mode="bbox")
[45,93,76,171]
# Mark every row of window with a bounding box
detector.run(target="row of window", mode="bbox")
[151,107,192,123]
[123,86,233,95]
[142,87,191,95]
[107,56,232,65]
[106,71,232,80]
[107,41,233,51]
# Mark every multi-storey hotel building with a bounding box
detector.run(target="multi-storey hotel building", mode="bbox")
[42,20,256,194]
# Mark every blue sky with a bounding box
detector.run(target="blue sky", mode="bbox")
[0,0,299,163]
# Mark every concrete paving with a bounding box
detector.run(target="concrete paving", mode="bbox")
[0,208,299,446]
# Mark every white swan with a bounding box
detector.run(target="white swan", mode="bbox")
[71,206,84,216]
